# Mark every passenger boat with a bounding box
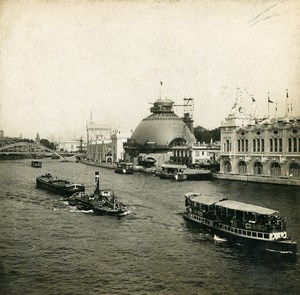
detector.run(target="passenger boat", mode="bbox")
[183,192,297,254]
[69,172,128,217]
[31,160,42,168]
[114,162,134,174]
[36,173,85,196]
[159,164,187,180]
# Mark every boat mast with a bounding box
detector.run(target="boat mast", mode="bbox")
[94,171,100,195]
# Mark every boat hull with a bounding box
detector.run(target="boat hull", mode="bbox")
[36,177,85,196]
[183,212,297,254]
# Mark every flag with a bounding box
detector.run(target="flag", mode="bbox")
[286,89,289,98]
[268,98,274,103]
[252,96,256,102]
[160,81,163,85]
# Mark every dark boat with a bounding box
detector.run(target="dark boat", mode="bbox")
[114,162,133,174]
[183,192,297,254]
[159,164,187,180]
[31,160,42,168]
[36,173,85,196]
[69,172,129,217]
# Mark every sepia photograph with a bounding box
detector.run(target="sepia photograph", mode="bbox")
[0,0,299,294]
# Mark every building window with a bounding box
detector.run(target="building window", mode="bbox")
[238,161,247,174]
[270,139,273,152]
[253,139,256,152]
[293,138,297,152]
[261,139,264,152]
[290,163,300,178]
[241,139,245,152]
[254,162,263,175]
[288,138,292,152]
[238,140,241,152]
[279,138,282,152]
[271,162,281,176]
[245,139,248,152]
[274,138,278,152]
[224,161,232,173]
[257,139,260,152]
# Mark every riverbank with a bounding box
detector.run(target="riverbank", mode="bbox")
[213,172,300,186]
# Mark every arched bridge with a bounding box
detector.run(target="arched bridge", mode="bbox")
[0,142,68,160]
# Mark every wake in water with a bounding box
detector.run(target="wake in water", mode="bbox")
[214,235,227,242]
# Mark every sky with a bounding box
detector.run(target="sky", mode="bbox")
[0,0,299,141]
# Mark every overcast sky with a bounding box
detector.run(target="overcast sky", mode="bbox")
[0,0,299,141]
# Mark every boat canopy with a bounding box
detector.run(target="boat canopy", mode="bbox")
[215,200,278,215]
[185,193,224,206]
[162,164,187,169]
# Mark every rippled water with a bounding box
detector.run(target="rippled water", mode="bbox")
[0,159,299,294]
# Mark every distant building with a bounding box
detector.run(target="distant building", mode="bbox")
[170,142,220,166]
[86,118,130,163]
[57,140,86,153]
[124,97,196,166]
[219,91,300,179]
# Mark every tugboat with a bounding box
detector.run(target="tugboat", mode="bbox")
[114,162,134,174]
[31,160,42,168]
[183,192,297,254]
[69,172,129,217]
[36,173,85,196]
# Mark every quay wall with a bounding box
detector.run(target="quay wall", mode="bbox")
[212,173,300,186]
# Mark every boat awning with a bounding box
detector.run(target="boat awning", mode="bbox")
[215,200,278,215]
[162,164,187,169]
[185,193,224,206]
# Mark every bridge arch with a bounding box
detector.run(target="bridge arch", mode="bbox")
[0,142,67,160]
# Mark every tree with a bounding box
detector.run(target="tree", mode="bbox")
[194,126,220,144]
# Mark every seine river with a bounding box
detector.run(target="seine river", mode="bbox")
[0,159,299,295]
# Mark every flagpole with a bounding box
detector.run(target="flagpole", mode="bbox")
[285,89,289,118]
[267,92,270,118]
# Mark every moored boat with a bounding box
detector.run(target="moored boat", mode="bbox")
[159,164,187,180]
[114,162,134,174]
[36,173,85,196]
[31,160,42,168]
[69,172,129,217]
[183,192,297,254]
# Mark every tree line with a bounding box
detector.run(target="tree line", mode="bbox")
[193,126,220,144]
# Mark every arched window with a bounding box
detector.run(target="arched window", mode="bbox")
[289,162,300,178]
[270,138,273,152]
[238,161,247,174]
[288,138,292,152]
[261,139,265,152]
[274,138,278,152]
[226,140,230,152]
[253,139,256,152]
[238,139,241,152]
[224,161,232,173]
[241,139,244,152]
[257,139,260,152]
[245,139,248,152]
[271,162,281,177]
[293,138,297,152]
[254,162,263,175]
[279,138,282,152]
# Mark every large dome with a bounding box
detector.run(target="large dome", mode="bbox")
[131,99,196,147]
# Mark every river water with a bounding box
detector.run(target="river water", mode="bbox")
[0,159,299,295]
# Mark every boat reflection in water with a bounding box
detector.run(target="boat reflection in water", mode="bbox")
[69,171,129,217]
[183,192,297,254]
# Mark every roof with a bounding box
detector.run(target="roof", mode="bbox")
[185,193,224,206]
[132,113,196,146]
[215,200,278,215]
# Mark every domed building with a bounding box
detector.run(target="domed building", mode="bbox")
[124,98,196,165]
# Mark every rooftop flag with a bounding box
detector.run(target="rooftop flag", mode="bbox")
[268,98,274,103]
[252,96,256,102]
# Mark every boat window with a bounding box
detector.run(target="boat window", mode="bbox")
[258,233,263,238]
[247,231,251,236]
[243,230,246,235]
[264,233,269,239]
[238,229,241,234]
[234,229,237,233]
[252,232,257,237]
